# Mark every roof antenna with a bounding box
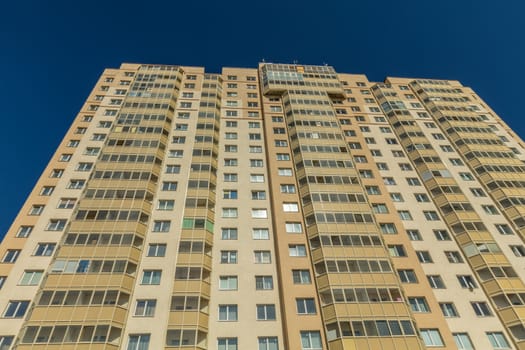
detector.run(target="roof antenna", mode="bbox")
[293,60,298,65]
[262,58,266,62]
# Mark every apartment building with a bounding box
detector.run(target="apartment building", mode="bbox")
[0,62,524,350]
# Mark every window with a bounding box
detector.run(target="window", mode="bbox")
[218,338,237,350]
[68,179,85,189]
[218,304,238,321]
[379,223,397,234]
[157,200,175,211]
[398,269,417,283]
[135,299,156,317]
[250,174,265,183]
[450,158,464,166]
[440,303,459,317]
[29,204,44,215]
[421,329,444,347]
[16,225,33,238]
[50,169,64,178]
[3,300,30,318]
[276,153,290,161]
[289,245,307,257]
[293,270,311,284]
[147,244,166,257]
[459,172,474,181]
[280,184,295,193]
[398,210,413,220]
[221,228,238,240]
[250,146,263,153]
[434,229,451,241]
[408,297,430,312]
[257,304,277,321]
[92,133,106,141]
[372,203,388,214]
[383,177,396,185]
[152,220,171,232]
[406,178,421,186]
[59,154,72,162]
[249,133,262,140]
[255,276,274,290]
[278,168,293,176]
[2,250,20,263]
[258,337,278,350]
[283,203,299,212]
[458,275,477,289]
[407,230,422,241]
[388,245,406,257]
[441,250,462,263]
[162,182,178,191]
[427,275,445,289]
[225,145,238,153]
[285,222,302,233]
[416,251,433,263]
[168,150,183,158]
[127,334,150,350]
[300,331,322,350]
[482,205,499,215]
[40,186,55,196]
[510,245,525,257]
[223,190,238,199]
[253,228,270,240]
[486,332,511,349]
[453,333,474,350]
[224,173,238,182]
[224,158,238,166]
[0,336,13,349]
[46,219,66,231]
[414,193,430,202]
[296,298,316,315]
[496,224,513,235]
[471,301,492,316]
[67,140,79,147]
[34,243,55,256]
[252,209,268,218]
[254,251,271,263]
[57,198,76,209]
[75,162,93,171]
[220,251,237,264]
[470,188,486,197]
[365,186,380,195]
[20,270,43,285]
[222,208,238,218]
[219,276,238,290]
[141,270,161,285]
[424,211,440,221]
[250,159,263,167]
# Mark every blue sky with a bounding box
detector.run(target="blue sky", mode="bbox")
[0,0,524,235]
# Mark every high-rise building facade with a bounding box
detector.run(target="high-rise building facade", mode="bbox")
[0,62,524,350]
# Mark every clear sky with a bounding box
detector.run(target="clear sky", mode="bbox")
[0,0,524,236]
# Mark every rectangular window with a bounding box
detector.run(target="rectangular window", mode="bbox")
[20,270,44,285]
[152,220,171,232]
[157,200,175,211]
[300,331,322,350]
[223,190,238,199]
[283,203,299,212]
[222,208,238,218]
[292,270,311,284]
[255,276,273,290]
[408,297,430,312]
[224,173,238,182]
[289,245,307,257]
[29,205,44,215]
[218,338,237,350]
[162,182,178,191]
[440,303,459,317]
[46,219,67,231]
[296,298,316,314]
[254,251,271,264]
[258,337,278,350]
[135,299,156,317]
[486,332,511,349]
[147,244,166,257]
[457,275,477,289]
[421,329,444,347]
[398,269,417,283]
[253,228,269,240]
[280,184,296,193]
[221,228,238,240]
[57,198,76,209]
[218,304,238,321]
[471,302,492,316]
[250,174,264,183]
[141,270,161,285]
[3,300,30,318]
[219,276,238,290]
[251,209,268,218]
[40,186,55,196]
[256,304,276,320]
[453,333,474,350]
[427,275,446,289]
[127,334,150,350]
[16,225,33,238]
[34,243,55,256]
[220,250,237,264]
